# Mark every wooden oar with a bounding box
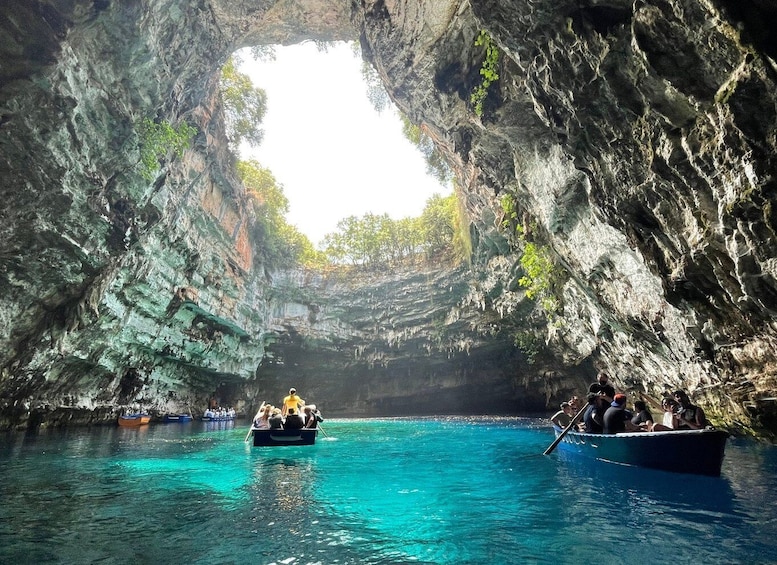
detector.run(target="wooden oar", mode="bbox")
[244,401,265,443]
[543,405,587,455]
[317,424,329,438]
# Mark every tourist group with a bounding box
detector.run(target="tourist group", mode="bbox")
[550,372,709,434]
[252,388,323,430]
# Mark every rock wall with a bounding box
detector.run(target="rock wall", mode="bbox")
[250,262,588,416]
[1,0,776,436]
[355,0,777,435]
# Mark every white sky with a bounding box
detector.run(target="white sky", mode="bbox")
[237,41,449,247]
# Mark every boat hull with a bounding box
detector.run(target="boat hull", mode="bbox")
[162,414,192,423]
[552,427,728,476]
[118,415,151,427]
[253,428,317,447]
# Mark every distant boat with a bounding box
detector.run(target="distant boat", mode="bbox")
[252,428,317,447]
[200,415,235,421]
[201,408,236,421]
[162,414,192,423]
[118,414,151,428]
[551,425,729,476]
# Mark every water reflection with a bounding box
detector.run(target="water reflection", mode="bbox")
[554,449,736,513]
[550,441,777,563]
[201,419,236,432]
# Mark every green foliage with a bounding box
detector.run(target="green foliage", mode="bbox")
[400,115,453,185]
[500,193,562,316]
[419,192,456,256]
[247,45,276,62]
[470,30,500,117]
[500,193,519,229]
[220,56,267,147]
[519,242,560,314]
[513,331,541,364]
[137,118,197,180]
[237,160,324,268]
[320,193,469,267]
[361,60,392,114]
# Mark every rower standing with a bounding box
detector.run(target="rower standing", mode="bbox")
[282,387,305,417]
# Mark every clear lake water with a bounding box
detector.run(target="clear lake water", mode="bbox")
[1,416,776,564]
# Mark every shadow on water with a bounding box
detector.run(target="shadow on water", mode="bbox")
[544,435,777,564]
[554,448,736,513]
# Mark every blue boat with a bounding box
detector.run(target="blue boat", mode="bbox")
[252,428,317,447]
[551,425,729,476]
[162,414,192,423]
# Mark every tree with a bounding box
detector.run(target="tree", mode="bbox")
[361,60,392,114]
[220,57,267,148]
[137,118,197,181]
[419,193,456,257]
[237,160,324,268]
[317,193,469,267]
[400,115,452,185]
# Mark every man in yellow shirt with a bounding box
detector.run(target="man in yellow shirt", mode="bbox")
[282,387,305,417]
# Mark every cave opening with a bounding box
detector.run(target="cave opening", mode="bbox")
[231,41,452,250]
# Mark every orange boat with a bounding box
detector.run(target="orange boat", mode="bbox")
[118,414,151,427]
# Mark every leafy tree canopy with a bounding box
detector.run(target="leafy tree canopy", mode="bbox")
[320,193,469,268]
[400,115,452,185]
[237,159,325,269]
[137,118,197,180]
[220,56,267,148]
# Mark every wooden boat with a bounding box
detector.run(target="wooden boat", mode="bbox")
[551,425,729,476]
[162,413,192,423]
[118,414,151,427]
[252,428,317,447]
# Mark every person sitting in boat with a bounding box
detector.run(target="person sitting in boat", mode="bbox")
[630,400,654,431]
[268,408,284,429]
[588,371,615,403]
[603,393,641,434]
[550,402,574,428]
[282,388,305,417]
[672,390,708,430]
[284,407,305,429]
[304,404,324,428]
[254,405,272,429]
[650,397,678,431]
[582,393,606,433]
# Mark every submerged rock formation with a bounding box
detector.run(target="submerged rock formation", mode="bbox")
[1,0,776,436]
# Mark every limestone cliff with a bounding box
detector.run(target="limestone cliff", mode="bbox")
[1,0,776,436]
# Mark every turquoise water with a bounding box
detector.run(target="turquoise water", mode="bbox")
[1,417,776,564]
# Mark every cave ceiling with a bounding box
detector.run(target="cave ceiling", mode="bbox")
[1,0,777,437]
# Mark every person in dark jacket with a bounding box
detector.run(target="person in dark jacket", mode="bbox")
[583,393,607,434]
[603,393,640,434]
[673,390,708,429]
[630,400,654,430]
[284,407,305,429]
[588,372,615,403]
